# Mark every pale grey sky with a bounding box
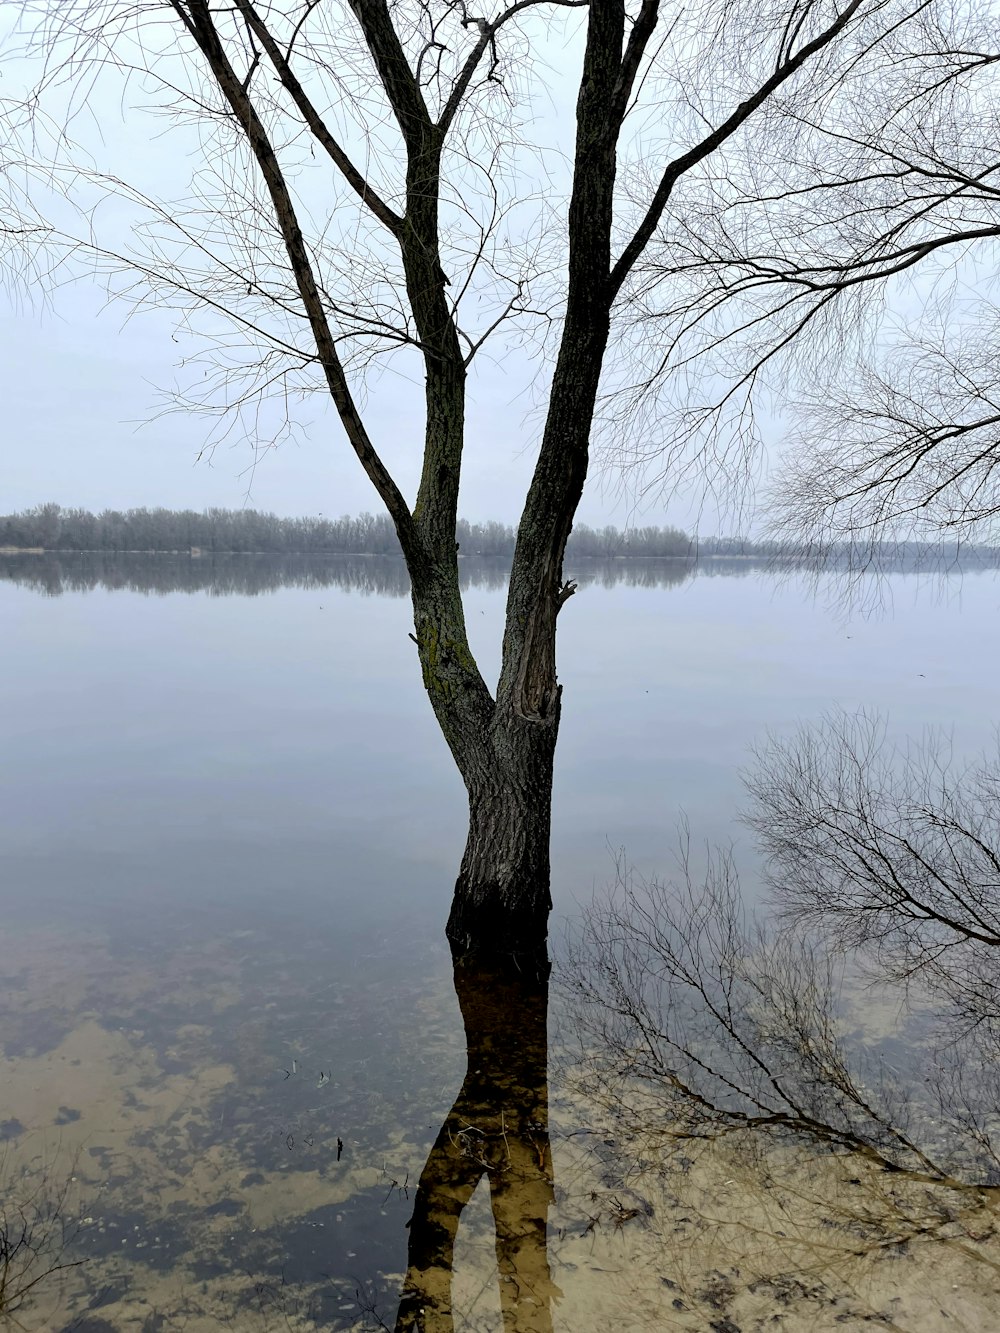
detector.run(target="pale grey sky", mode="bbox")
[1,287,707,525]
[0,4,724,533]
[1,5,757,538]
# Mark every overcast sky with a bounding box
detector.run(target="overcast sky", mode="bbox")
[4,257,717,525]
[0,6,731,533]
[3,289,653,525]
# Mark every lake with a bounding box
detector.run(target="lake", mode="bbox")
[1,552,999,1331]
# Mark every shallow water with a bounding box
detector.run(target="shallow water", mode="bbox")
[2,554,999,1330]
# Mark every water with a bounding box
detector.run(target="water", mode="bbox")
[1,553,999,1330]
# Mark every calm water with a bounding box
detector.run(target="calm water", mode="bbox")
[1,554,999,1330]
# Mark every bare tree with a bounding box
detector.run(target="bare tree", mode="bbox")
[4,0,993,946]
[598,4,1000,549]
[765,322,1000,552]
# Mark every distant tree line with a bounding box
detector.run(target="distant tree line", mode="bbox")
[0,504,696,558]
[692,533,998,561]
[6,548,994,601]
[4,506,995,564]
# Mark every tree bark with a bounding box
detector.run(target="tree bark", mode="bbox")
[437,0,631,948]
[448,712,557,954]
[407,558,558,953]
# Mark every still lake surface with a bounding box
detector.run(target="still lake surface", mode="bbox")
[1,552,999,1331]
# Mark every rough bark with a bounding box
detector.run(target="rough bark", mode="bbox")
[497,0,624,728]
[448,713,557,954]
[342,0,558,950]
[437,1,632,948]
[165,0,654,950]
[406,560,555,954]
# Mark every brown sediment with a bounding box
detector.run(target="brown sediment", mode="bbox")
[2,926,999,1332]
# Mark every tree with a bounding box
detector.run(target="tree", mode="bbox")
[5,0,996,948]
[598,5,1000,552]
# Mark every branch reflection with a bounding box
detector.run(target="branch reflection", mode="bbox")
[391,710,1000,1330]
[558,719,1000,1324]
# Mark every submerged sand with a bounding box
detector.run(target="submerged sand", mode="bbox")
[1,923,998,1332]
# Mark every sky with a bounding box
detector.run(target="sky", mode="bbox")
[0,4,733,534]
[2,290,634,525]
[3,254,694,525]
[5,4,989,543]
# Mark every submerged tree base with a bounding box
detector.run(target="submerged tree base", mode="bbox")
[446,875,553,957]
[445,770,555,956]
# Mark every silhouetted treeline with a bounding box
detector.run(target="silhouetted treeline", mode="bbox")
[0,504,693,558]
[694,533,1000,563]
[5,506,997,569]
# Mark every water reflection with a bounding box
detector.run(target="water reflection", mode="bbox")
[4,871,1000,1329]
[746,711,1000,1070]
[561,718,1000,1325]
[396,945,555,1333]
[4,645,1000,1329]
[2,549,997,600]
[393,815,1000,1333]
[0,552,696,598]
[564,847,1000,1187]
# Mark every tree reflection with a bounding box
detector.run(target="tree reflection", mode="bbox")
[0,552,697,600]
[563,720,1000,1195]
[553,726,1000,1326]
[746,712,1000,1061]
[395,942,557,1333]
[392,706,1000,1331]
[4,550,989,601]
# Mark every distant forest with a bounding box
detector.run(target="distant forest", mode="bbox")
[2,505,994,562]
[0,503,694,557]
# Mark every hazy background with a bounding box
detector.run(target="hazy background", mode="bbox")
[0,8,713,534]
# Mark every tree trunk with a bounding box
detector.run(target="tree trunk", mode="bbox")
[407,563,559,954]
[447,713,557,954]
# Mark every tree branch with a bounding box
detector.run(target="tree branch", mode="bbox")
[232,0,405,235]
[609,0,872,297]
[611,0,659,124]
[170,0,419,558]
[347,0,433,147]
[437,0,589,136]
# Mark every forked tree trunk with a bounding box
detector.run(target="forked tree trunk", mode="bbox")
[389,0,621,956]
[151,0,819,959]
[407,567,560,954]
